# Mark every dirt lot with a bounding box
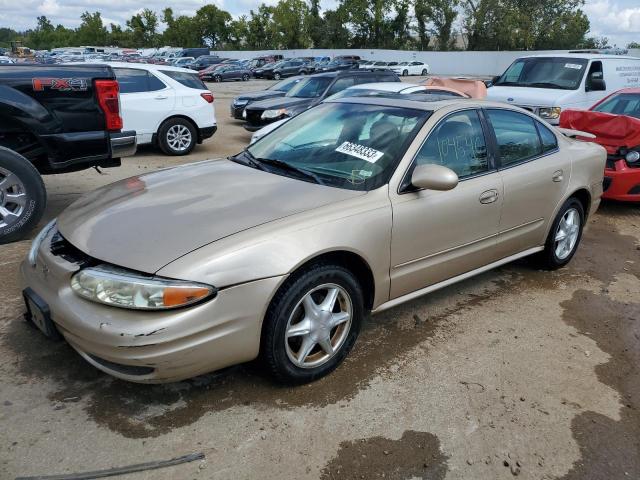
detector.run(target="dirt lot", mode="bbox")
[1,79,639,480]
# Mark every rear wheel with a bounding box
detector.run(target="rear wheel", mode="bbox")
[0,147,46,244]
[421,68,428,76]
[262,264,364,384]
[273,72,282,80]
[158,118,197,156]
[538,198,584,269]
[214,75,221,82]
[402,69,409,76]
[242,73,250,81]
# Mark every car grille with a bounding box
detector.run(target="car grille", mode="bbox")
[50,230,94,267]
[606,156,617,170]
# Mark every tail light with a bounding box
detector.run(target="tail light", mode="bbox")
[94,79,123,131]
[200,92,214,103]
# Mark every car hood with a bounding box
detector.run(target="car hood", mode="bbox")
[236,90,285,102]
[486,86,571,106]
[245,96,313,111]
[57,159,362,274]
[559,109,640,154]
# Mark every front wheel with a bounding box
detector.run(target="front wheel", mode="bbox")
[402,69,408,76]
[538,198,584,269]
[0,147,46,244]
[158,118,197,156]
[214,75,221,83]
[262,264,364,384]
[421,69,428,76]
[242,73,250,81]
[273,72,281,80]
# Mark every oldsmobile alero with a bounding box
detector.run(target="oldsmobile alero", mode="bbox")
[21,97,606,384]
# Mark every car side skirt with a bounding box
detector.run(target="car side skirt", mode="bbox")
[372,246,544,314]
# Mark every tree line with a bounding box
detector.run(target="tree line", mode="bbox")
[0,0,624,53]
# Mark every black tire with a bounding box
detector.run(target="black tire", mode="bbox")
[214,75,221,83]
[262,263,364,384]
[157,118,197,156]
[0,147,46,244]
[273,72,281,80]
[421,69,428,76]
[242,73,250,81]
[537,198,585,270]
[402,69,409,76]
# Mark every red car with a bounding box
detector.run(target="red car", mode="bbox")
[560,88,640,202]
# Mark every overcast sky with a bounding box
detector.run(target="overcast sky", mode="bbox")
[0,0,638,48]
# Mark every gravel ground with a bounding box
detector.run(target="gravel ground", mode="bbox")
[0,78,639,480]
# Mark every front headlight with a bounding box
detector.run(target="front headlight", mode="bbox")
[71,265,216,310]
[539,107,562,120]
[626,150,640,163]
[28,219,57,267]
[261,108,287,120]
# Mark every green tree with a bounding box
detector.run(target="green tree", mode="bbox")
[308,0,324,48]
[227,16,249,49]
[162,8,202,47]
[76,11,108,46]
[127,8,159,47]
[415,0,459,50]
[195,4,232,49]
[316,7,352,48]
[628,42,640,49]
[272,0,311,48]
[246,5,278,49]
[108,24,132,47]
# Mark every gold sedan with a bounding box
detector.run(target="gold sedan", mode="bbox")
[21,97,605,384]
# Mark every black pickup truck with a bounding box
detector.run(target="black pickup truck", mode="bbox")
[0,64,136,243]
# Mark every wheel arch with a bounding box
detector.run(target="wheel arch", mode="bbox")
[569,188,591,220]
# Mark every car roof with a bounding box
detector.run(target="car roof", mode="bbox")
[326,96,524,112]
[345,82,421,92]
[98,62,197,73]
[518,53,640,61]
[614,87,640,94]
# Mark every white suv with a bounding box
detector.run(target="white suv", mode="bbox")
[110,63,217,155]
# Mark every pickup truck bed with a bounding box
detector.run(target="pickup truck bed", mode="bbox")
[0,64,136,242]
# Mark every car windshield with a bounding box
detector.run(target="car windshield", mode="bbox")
[243,102,429,191]
[286,77,333,98]
[494,57,588,90]
[328,88,400,100]
[270,76,303,92]
[592,93,640,119]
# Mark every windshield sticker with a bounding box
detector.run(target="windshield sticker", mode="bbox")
[336,141,384,163]
[564,63,583,70]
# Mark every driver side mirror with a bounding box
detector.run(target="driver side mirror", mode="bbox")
[587,72,606,92]
[411,164,459,191]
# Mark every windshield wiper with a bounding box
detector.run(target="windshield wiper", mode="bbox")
[253,157,326,185]
[527,82,568,89]
[229,150,266,171]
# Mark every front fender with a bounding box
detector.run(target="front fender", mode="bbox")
[157,188,393,308]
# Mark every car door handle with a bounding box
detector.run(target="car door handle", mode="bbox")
[154,95,168,100]
[479,189,499,204]
[552,170,564,182]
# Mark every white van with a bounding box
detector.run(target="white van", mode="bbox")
[487,53,640,124]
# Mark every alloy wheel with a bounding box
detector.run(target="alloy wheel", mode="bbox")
[554,207,580,260]
[166,125,192,152]
[285,283,353,368]
[0,166,27,230]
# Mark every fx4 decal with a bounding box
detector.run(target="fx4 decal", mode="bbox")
[32,78,89,92]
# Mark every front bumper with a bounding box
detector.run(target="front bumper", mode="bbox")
[230,104,247,119]
[110,131,137,158]
[603,160,640,201]
[20,227,284,383]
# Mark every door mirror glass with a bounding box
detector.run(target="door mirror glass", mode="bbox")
[411,164,459,191]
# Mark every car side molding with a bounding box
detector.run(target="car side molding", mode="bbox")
[372,246,544,314]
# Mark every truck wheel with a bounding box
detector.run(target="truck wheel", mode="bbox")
[158,118,197,156]
[0,147,46,244]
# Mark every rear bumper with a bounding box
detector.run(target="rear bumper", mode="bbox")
[110,131,137,158]
[199,126,217,142]
[603,162,640,201]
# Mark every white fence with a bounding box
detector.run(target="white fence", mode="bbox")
[211,48,640,77]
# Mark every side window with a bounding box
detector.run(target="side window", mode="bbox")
[487,109,542,166]
[415,110,489,178]
[326,77,355,96]
[536,122,558,153]
[586,60,603,89]
[147,72,166,91]
[114,68,149,94]
[354,75,376,85]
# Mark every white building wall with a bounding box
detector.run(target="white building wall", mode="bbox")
[211,48,640,77]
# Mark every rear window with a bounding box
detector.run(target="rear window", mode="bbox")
[160,70,207,90]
